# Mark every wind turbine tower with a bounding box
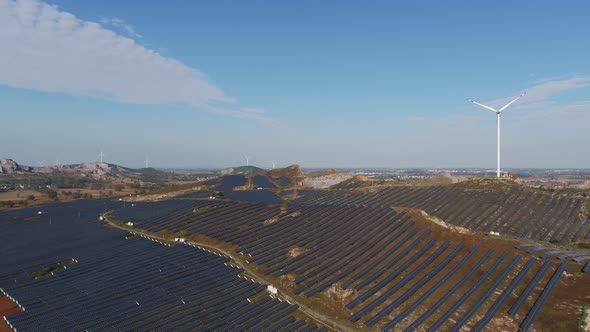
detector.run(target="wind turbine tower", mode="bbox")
[144,156,150,168]
[243,154,250,167]
[468,92,525,178]
[98,150,105,163]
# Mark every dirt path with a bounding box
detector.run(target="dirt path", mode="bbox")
[102,215,352,332]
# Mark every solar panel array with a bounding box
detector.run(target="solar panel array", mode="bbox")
[224,190,282,204]
[252,175,277,189]
[292,187,589,243]
[2,179,587,331]
[112,198,572,330]
[0,200,320,331]
[215,175,247,191]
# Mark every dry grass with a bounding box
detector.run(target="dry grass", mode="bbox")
[0,190,42,201]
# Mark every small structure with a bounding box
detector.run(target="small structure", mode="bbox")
[174,237,186,243]
[126,222,134,227]
[489,231,500,236]
[267,285,278,296]
[99,216,104,221]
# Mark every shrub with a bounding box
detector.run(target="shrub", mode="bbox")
[579,304,589,328]
[46,189,58,200]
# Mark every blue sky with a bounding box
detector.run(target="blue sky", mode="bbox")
[1,0,589,169]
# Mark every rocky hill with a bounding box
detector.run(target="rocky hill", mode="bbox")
[0,159,32,174]
[219,165,266,176]
[0,158,146,180]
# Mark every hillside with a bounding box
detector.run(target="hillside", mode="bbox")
[2,176,590,331]
[0,159,209,210]
[0,159,32,174]
[219,165,266,176]
[106,181,590,331]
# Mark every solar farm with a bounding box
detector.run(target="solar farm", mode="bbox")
[1,173,590,331]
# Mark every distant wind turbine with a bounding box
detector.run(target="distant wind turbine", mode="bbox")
[98,150,105,163]
[242,154,251,166]
[467,92,525,178]
[144,156,150,168]
[271,161,276,169]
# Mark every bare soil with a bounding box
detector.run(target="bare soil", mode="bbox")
[288,247,307,258]
[0,295,23,332]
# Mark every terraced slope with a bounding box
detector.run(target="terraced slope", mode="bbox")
[294,186,590,244]
[111,196,590,331]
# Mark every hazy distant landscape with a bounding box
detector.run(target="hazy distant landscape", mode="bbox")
[3,157,589,211]
[2,158,590,331]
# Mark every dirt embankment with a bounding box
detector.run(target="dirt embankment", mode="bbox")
[303,173,353,189]
[0,295,23,332]
[419,210,473,235]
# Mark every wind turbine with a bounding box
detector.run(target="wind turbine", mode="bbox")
[271,161,276,169]
[144,156,150,168]
[242,154,251,167]
[467,92,525,178]
[98,150,105,163]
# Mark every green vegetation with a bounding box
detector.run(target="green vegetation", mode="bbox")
[573,243,590,249]
[0,200,16,208]
[46,189,58,200]
[227,166,266,176]
[31,259,77,279]
[124,167,170,179]
[579,304,589,329]
[0,199,33,208]
[535,186,590,198]
[143,181,203,196]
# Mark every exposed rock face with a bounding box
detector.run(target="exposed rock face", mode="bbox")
[44,162,120,179]
[0,159,120,179]
[0,159,32,174]
[76,163,114,177]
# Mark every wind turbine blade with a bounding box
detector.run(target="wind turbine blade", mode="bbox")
[467,99,498,113]
[498,92,526,112]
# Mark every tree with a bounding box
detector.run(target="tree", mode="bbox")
[27,194,35,201]
[47,189,58,200]
[115,184,125,192]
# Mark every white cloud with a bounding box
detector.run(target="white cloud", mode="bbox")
[484,76,590,110]
[100,17,142,39]
[0,0,280,124]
